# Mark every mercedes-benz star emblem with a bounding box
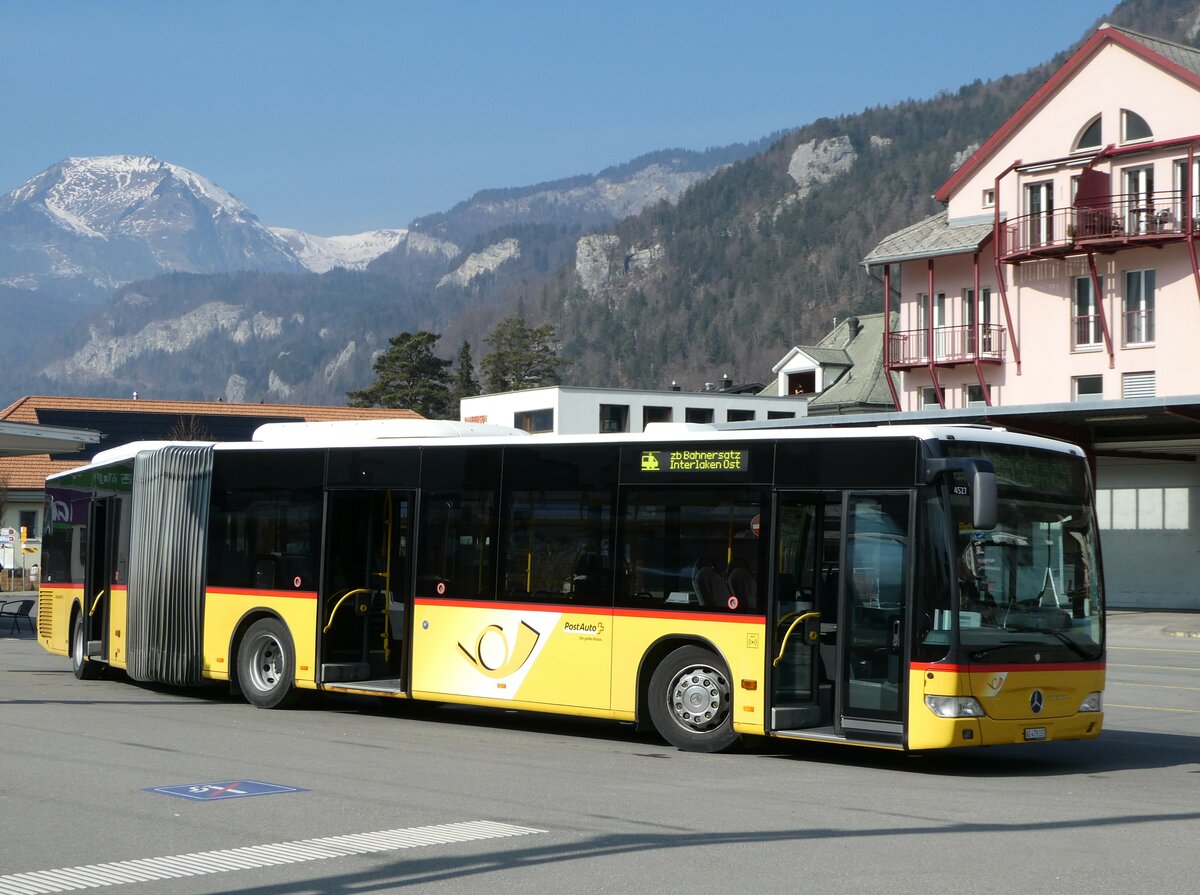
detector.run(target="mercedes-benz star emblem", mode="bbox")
[1030,690,1044,714]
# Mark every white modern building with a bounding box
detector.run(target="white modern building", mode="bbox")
[461,384,806,435]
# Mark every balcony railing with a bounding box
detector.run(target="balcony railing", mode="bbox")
[999,189,1200,260]
[1123,308,1155,345]
[888,324,1006,366]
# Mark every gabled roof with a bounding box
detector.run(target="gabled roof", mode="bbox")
[763,313,899,413]
[0,396,419,490]
[805,312,899,412]
[935,24,1200,204]
[863,211,993,267]
[772,345,850,373]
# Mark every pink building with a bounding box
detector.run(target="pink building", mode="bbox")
[866,24,1200,411]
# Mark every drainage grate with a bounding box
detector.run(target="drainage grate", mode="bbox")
[0,820,545,895]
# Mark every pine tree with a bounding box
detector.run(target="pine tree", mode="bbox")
[480,317,568,393]
[347,330,452,418]
[447,340,481,417]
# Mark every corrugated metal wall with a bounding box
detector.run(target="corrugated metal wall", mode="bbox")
[125,446,214,684]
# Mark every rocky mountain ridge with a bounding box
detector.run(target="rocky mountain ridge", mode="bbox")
[0,155,306,296]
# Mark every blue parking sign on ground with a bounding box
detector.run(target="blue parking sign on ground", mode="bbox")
[147,780,308,801]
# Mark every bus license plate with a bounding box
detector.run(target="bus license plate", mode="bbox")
[1024,727,1047,741]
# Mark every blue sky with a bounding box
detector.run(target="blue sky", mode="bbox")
[2,1,1116,236]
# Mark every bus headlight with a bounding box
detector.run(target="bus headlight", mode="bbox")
[1078,692,1103,713]
[925,695,985,718]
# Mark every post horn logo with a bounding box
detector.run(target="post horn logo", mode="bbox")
[458,621,541,679]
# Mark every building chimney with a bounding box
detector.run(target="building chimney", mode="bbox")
[844,317,862,347]
[720,374,733,391]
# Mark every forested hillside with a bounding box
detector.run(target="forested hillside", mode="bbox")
[509,0,1200,390]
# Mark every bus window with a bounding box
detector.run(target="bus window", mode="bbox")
[208,489,322,590]
[417,491,497,599]
[416,448,501,600]
[501,445,618,606]
[503,491,613,604]
[618,488,768,612]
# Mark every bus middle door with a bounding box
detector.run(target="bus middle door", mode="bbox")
[320,490,413,688]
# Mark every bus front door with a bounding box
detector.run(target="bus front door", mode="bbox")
[319,490,413,688]
[839,492,910,739]
[769,492,841,732]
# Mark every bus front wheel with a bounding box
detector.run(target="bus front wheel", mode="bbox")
[71,611,100,680]
[648,645,739,753]
[238,618,299,709]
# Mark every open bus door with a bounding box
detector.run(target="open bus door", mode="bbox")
[769,491,910,743]
[318,490,414,691]
[80,497,120,670]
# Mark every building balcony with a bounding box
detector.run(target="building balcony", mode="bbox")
[887,324,1006,368]
[999,190,1200,262]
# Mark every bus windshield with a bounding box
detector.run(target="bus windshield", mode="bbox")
[944,441,1103,663]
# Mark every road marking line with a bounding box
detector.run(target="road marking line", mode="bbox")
[1111,681,1200,692]
[0,821,544,895]
[1108,646,1200,653]
[1107,703,1200,714]
[1109,663,1200,672]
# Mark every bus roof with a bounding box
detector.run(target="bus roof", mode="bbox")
[46,419,1085,483]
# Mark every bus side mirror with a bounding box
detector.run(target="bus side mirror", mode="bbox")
[925,456,997,530]
[971,466,997,531]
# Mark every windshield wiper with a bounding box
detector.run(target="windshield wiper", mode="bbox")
[1042,629,1097,661]
[971,630,1097,662]
[967,640,1029,660]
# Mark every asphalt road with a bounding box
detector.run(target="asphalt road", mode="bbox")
[1,612,1197,895]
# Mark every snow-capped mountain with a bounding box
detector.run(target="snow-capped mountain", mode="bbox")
[270,227,408,273]
[0,155,305,295]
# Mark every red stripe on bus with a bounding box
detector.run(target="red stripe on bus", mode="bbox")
[206,587,318,600]
[910,661,1105,673]
[414,596,765,623]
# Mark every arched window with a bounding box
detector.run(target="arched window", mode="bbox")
[1074,115,1103,152]
[1121,110,1152,143]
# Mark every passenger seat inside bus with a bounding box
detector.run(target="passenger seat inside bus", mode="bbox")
[692,558,732,609]
[725,558,757,611]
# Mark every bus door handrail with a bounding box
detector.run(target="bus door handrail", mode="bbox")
[88,590,106,617]
[773,611,820,667]
[323,588,371,633]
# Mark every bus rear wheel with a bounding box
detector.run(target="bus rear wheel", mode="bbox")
[238,618,299,709]
[71,610,100,680]
[648,645,740,753]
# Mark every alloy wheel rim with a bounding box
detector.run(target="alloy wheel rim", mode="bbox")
[668,663,730,732]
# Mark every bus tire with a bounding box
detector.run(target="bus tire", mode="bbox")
[238,618,299,709]
[71,610,100,680]
[647,645,740,753]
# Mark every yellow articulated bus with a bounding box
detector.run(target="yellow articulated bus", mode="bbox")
[37,420,1105,753]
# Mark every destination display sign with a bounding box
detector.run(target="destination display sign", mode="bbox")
[640,449,748,473]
